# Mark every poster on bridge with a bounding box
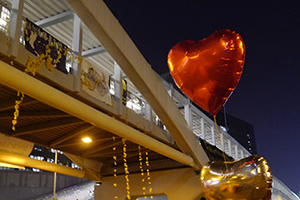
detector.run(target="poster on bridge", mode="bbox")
[80,60,112,106]
[24,18,68,74]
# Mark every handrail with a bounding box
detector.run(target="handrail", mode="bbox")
[273,177,300,200]
[157,76,251,160]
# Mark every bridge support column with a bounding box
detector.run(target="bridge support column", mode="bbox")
[71,14,83,91]
[94,168,204,200]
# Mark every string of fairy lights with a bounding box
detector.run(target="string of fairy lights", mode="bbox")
[145,151,153,198]
[140,146,153,199]
[5,17,11,57]
[11,91,24,131]
[138,146,146,197]
[122,138,131,199]
[112,136,118,199]
[112,138,153,199]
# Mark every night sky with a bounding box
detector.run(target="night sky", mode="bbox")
[103,0,300,194]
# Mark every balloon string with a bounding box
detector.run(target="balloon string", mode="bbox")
[214,115,229,172]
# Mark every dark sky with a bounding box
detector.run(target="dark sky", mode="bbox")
[103,0,300,194]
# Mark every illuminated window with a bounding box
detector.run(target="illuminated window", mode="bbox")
[71,163,80,169]
[109,79,115,95]
[32,168,40,172]
[0,6,10,33]
[30,155,44,161]
[34,146,42,151]
[66,62,72,72]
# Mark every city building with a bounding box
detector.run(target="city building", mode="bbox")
[216,108,257,155]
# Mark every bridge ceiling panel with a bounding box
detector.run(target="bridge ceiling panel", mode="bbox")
[24,0,69,20]
[86,53,115,75]
[43,20,75,47]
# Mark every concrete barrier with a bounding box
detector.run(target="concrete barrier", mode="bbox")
[0,170,88,200]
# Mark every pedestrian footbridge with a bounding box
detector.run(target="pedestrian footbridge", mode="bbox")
[0,1,298,200]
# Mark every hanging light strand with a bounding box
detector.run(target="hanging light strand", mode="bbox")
[122,138,131,200]
[112,136,118,199]
[12,91,25,131]
[145,151,153,199]
[138,146,147,199]
[6,17,11,56]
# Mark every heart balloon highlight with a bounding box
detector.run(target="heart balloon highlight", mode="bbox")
[200,155,272,200]
[168,29,245,115]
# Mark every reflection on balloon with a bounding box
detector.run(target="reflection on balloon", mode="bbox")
[168,29,245,116]
[200,155,272,200]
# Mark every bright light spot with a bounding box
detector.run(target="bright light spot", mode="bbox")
[109,88,115,95]
[220,125,227,132]
[239,41,243,49]
[257,166,261,173]
[265,171,271,177]
[222,41,226,47]
[168,59,174,72]
[251,169,257,175]
[82,137,92,143]
[276,195,282,200]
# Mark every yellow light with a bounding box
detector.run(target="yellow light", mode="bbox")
[167,59,174,72]
[276,195,282,200]
[257,166,261,173]
[82,137,92,143]
[239,41,243,49]
[251,169,257,175]
[222,41,226,47]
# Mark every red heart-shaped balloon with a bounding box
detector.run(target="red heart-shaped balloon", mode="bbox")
[168,29,245,116]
